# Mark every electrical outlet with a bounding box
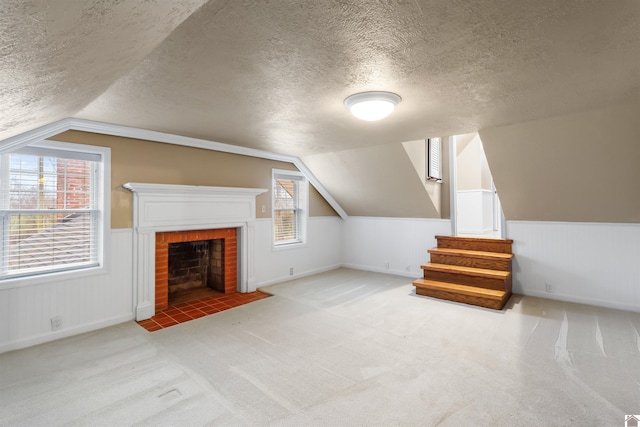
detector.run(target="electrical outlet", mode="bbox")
[261,204,266,213]
[545,283,553,293]
[289,267,294,276]
[51,316,62,331]
[405,265,411,272]
[384,261,389,269]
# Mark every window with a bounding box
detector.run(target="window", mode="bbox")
[272,169,307,246]
[0,140,110,281]
[427,137,442,182]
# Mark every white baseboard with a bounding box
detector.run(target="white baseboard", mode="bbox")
[520,290,640,313]
[135,302,154,321]
[257,264,342,288]
[341,263,419,279]
[0,313,133,354]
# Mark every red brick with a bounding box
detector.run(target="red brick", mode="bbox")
[156,317,179,327]
[163,307,184,317]
[137,319,155,327]
[199,306,219,315]
[143,323,163,332]
[184,308,205,317]
[171,313,191,322]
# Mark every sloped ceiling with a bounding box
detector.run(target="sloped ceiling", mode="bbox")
[1,0,639,218]
[302,142,441,218]
[0,0,209,140]
[2,0,638,154]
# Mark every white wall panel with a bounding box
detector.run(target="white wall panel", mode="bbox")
[3,218,638,352]
[254,217,343,287]
[342,217,451,278]
[457,190,494,235]
[482,190,494,232]
[0,230,134,353]
[507,221,640,312]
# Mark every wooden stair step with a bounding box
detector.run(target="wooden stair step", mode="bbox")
[421,263,512,291]
[428,248,513,260]
[413,278,509,310]
[421,263,510,279]
[436,235,513,254]
[428,248,513,271]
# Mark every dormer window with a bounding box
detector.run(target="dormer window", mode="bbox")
[272,169,307,247]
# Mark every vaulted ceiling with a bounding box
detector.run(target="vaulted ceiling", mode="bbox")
[1,1,639,219]
[2,0,638,156]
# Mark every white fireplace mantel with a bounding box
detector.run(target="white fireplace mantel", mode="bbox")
[124,182,268,320]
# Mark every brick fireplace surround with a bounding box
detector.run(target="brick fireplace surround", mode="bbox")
[155,228,237,311]
[123,182,267,321]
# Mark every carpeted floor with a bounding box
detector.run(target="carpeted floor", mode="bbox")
[0,268,638,426]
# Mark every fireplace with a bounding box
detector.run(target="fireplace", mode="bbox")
[155,228,237,311]
[168,240,222,293]
[123,183,267,321]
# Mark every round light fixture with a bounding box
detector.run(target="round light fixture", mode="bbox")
[344,91,402,121]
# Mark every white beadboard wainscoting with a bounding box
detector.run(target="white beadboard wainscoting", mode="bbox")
[3,217,638,352]
[254,216,343,287]
[0,229,134,353]
[507,221,640,312]
[342,217,451,278]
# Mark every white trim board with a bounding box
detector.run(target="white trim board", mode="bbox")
[346,216,450,223]
[257,264,342,288]
[124,183,268,320]
[341,263,419,279]
[0,118,348,219]
[456,189,493,194]
[0,314,132,354]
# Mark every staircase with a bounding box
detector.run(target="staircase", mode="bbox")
[413,235,514,310]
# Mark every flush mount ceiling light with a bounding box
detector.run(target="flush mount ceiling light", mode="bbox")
[344,91,402,121]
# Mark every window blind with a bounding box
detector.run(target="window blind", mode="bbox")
[1,149,100,279]
[427,137,442,181]
[273,177,299,243]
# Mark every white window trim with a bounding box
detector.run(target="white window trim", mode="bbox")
[426,137,443,183]
[272,168,308,250]
[0,139,110,289]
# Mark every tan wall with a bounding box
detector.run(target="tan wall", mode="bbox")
[480,104,640,223]
[302,142,441,218]
[401,139,445,217]
[456,134,492,191]
[309,186,339,217]
[480,144,492,191]
[456,136,479,191]
[51,131,337,228]
[401,138,451,218]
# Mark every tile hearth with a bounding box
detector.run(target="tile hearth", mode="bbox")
[137,290,271,331]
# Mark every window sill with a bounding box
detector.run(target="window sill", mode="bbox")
[0,265,108,290]
[272,240,307,251]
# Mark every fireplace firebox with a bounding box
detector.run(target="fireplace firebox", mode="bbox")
[168,238,224,295]
[155,228,237,311]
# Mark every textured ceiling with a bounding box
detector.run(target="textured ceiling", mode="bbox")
[0,0,209,140]
[1,0,639,157]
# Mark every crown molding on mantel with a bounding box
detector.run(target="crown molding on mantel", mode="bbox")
[123,182,268,198]
[0,118,348,219]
